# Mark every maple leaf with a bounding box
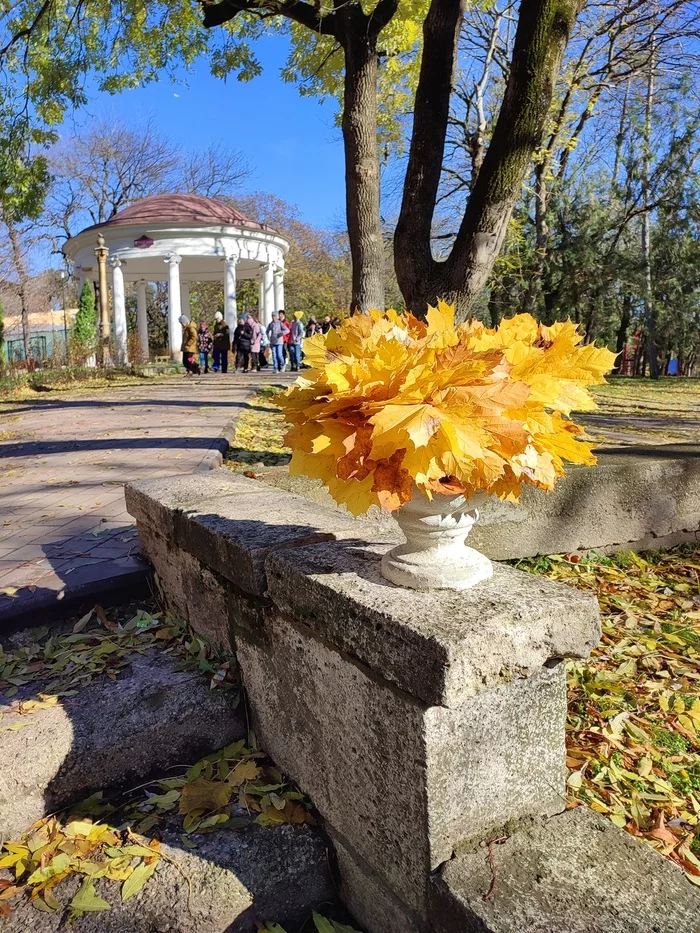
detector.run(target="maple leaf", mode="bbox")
[274,305,615,515]
[178,779,232,814]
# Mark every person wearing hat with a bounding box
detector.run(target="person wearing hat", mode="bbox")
[212,311,231,374]
[233,315,254,373]
[289,311,305,372]
[179,315,199,376]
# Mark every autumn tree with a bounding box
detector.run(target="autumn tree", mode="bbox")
[0,112,51,362]
[0,0,589,318]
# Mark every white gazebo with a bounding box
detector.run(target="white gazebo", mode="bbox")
[64,193,290,363]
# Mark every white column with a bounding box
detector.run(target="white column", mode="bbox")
[110,256,128,366]
[273,266,284,314]
[263,263,275,327]
[165,253,182,361]
[224,255,238,329]
[181,281,191,321]
[258,276,265,322]
[136,281,149,363]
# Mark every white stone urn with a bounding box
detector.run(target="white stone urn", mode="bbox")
[381,485,493,590]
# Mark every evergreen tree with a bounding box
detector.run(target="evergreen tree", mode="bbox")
[73,281,96,344]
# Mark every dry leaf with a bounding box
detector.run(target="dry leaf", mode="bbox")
[178,779,232,814]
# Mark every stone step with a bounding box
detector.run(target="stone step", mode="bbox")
[430,807,700,933]
[2,823,335,932]
[0,648,245,838]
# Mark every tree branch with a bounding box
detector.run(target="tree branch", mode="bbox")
[201,0,338,37]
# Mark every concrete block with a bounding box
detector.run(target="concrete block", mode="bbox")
[125,471,265,541]
[266,540,600,707]
[174,491,369,596]
[332,833,422,933]
[237,613,569,925]
[3,824,334,932]
[468,445,700,559]
[430,807,700,933]
[235,611,431,914]
[0,650,244,838]
[426,663,567,867]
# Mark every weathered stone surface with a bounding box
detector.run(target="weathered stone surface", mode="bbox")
[266,540,600,707]
[430,807,700,933]
[3,824,334,932]
[426,664,567,867]
[237,613,568,924]
[468,445,700,559]
[332,833,421,933]
[125,471,265,541]
[236,611,430,914]
[0,650,244,838]
[173,491,375,596]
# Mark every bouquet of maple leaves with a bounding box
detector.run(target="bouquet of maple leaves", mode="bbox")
[275,304,616,516]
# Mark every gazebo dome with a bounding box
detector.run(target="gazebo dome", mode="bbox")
[100,193,279,235]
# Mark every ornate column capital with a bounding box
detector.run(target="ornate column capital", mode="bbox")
[165,252,182,266]
[94,232,109,262]
[224,251,240,267]
[108,255,122,270]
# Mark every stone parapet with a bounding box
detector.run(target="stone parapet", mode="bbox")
[126,473,699,932]
[469,444,700,559]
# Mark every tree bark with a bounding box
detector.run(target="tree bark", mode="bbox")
[7,221,32,363]
[395,0,583,320]
[394,0,465,314]
[614,294,632,374]
[341,22,385,312]
[641,43,659,378]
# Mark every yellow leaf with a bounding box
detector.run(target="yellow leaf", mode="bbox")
[63,820,95,838]
[121,859,158,902]
[227,760,261,788]
[178,779,232,814]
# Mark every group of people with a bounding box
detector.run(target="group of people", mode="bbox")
[178,310,340,376]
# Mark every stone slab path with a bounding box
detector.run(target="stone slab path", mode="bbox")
[0,374,267,627]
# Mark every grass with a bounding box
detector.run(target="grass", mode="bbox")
[516,546,700,884]
[0,365,181,402]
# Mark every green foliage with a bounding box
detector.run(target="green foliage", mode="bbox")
[73,281,97,344]
[70,280,97,363]
[0,295,5,367]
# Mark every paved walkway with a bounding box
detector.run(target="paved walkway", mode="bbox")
[0,374,266,626]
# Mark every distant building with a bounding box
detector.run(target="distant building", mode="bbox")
[1,274,77,362]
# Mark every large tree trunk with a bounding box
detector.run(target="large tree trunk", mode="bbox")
[7,222,32,364]
[641,47,659,378]
[342,25,385,313]
[395,0,583,320]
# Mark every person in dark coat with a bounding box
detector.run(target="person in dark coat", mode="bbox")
[233,316,254,373]
[212,312,231,374]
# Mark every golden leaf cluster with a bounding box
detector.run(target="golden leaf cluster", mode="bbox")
[276,304,616,515]
[523,544,700,885]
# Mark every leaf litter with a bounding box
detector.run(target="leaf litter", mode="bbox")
[0,603,322,924]
[516,543,700,885]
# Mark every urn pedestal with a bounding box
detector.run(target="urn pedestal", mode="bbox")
[381,486,493,590]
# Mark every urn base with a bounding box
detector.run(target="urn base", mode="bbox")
[381,544,493,590]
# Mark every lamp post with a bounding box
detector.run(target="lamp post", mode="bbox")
[59,269,68,363]
[94,233,111,365]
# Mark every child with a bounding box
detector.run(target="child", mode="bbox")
[197,321,213,373]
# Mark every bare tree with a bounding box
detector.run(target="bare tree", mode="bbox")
[178,142,251,198]
[47,116,180,241]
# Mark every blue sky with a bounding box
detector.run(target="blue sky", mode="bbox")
[66,34,347,231]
